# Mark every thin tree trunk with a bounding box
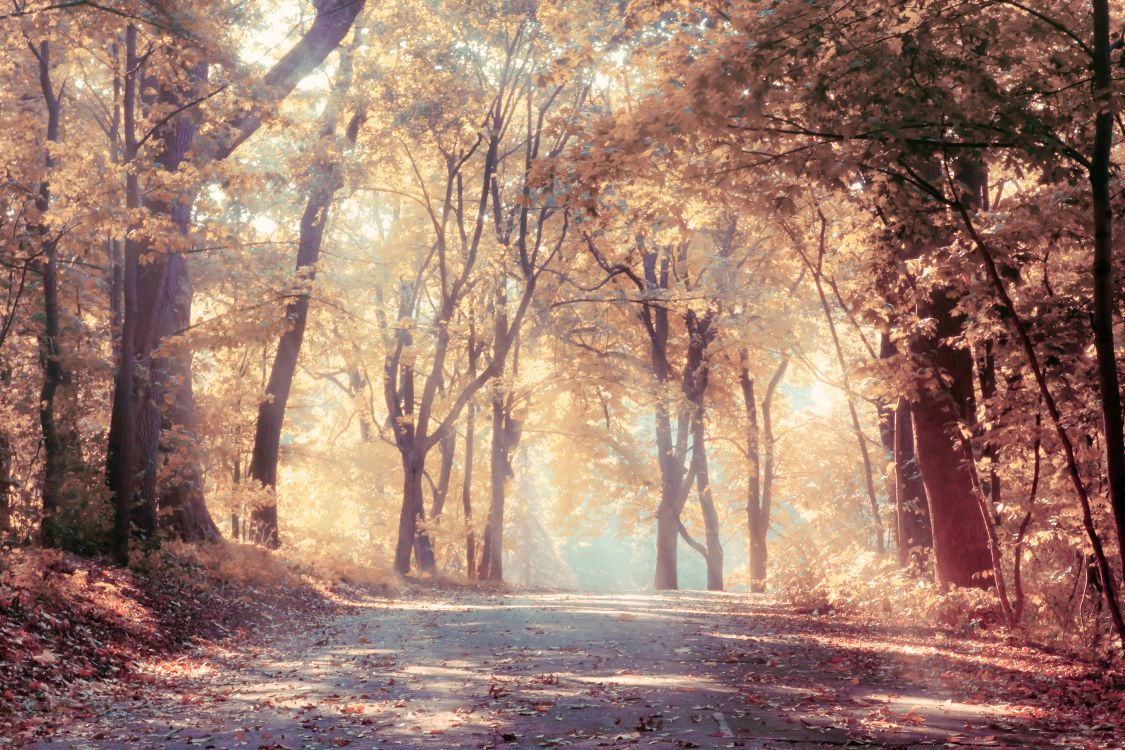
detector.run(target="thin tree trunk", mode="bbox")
[248,53,359,547]
[691,409,723,590]
[1090,0,1125,588]
[247,188,334,547]
[759,357,787,591]
[430,430,456,520]
[106,26,143,565]
[32,39,66,547]
[483,285,510,582]
[797,220,884,553]
[976,341,1002,507]
[0,433,10,535]
[653,403,681,590]
[463,326,479,578]
[894,399,932,570]
[740,350,764,593]
[1013,413,1041,625]
[463,399,477,579]
[949,160,1125,648]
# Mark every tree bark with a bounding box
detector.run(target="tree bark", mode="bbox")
[430,430,456,520]
[248,47,359,547]
[910,288,993,589]
[0,433,10,536]
[1090,0,1125,583]
[639,250,687,591]
[160,254,220,542]
[682,310,722,590]
[893,398,932,569]
[690,409,723,590]
[743,354,787,593]
[740,351,763,592]
[483,285,511,582]
[107,25,143,565]
[106,2,365,560]
[462,398,477,579]
[248,179,338,547]
[33,39,65,547]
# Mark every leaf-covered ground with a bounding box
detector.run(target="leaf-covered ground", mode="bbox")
[7,586,1125,749]
[0,547,340,745]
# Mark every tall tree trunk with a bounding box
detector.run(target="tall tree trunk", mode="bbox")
[894,398,932,569]
[1090,0,1125,581]
[463,398,477,579]
[155,69,219,543]
[740,351,764,593]
[32,39,66,547]
[133,261,175,540]
[743,354,787,593]
[462,326,480,578]
[910,288,993,589]
[248,184,336,547]
[160,255,220,542]
[247,49,359,546]
[483,285,511,582]
[691,409,723,590]
[107,26,143,565]
[653,405,682,590]
[682,310,721,590]
[106,2,365,561]
[798,227,885,554]
[642,250,685,591]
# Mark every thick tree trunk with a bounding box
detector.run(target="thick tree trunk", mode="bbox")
[894,398,932,569]
[160,255,220,542]
[395,452,436,575]
[910,289,993,589]
[133,260,176,541]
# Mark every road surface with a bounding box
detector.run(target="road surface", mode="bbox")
[18,590,1086,748]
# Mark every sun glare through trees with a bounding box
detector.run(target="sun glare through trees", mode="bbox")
[2,1,1125,748]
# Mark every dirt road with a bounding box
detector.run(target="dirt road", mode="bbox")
[17,591,1112,748]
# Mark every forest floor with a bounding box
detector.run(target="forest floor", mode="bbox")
[7,583,1125,750]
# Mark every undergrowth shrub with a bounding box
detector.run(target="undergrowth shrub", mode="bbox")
[771,527,996,628]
